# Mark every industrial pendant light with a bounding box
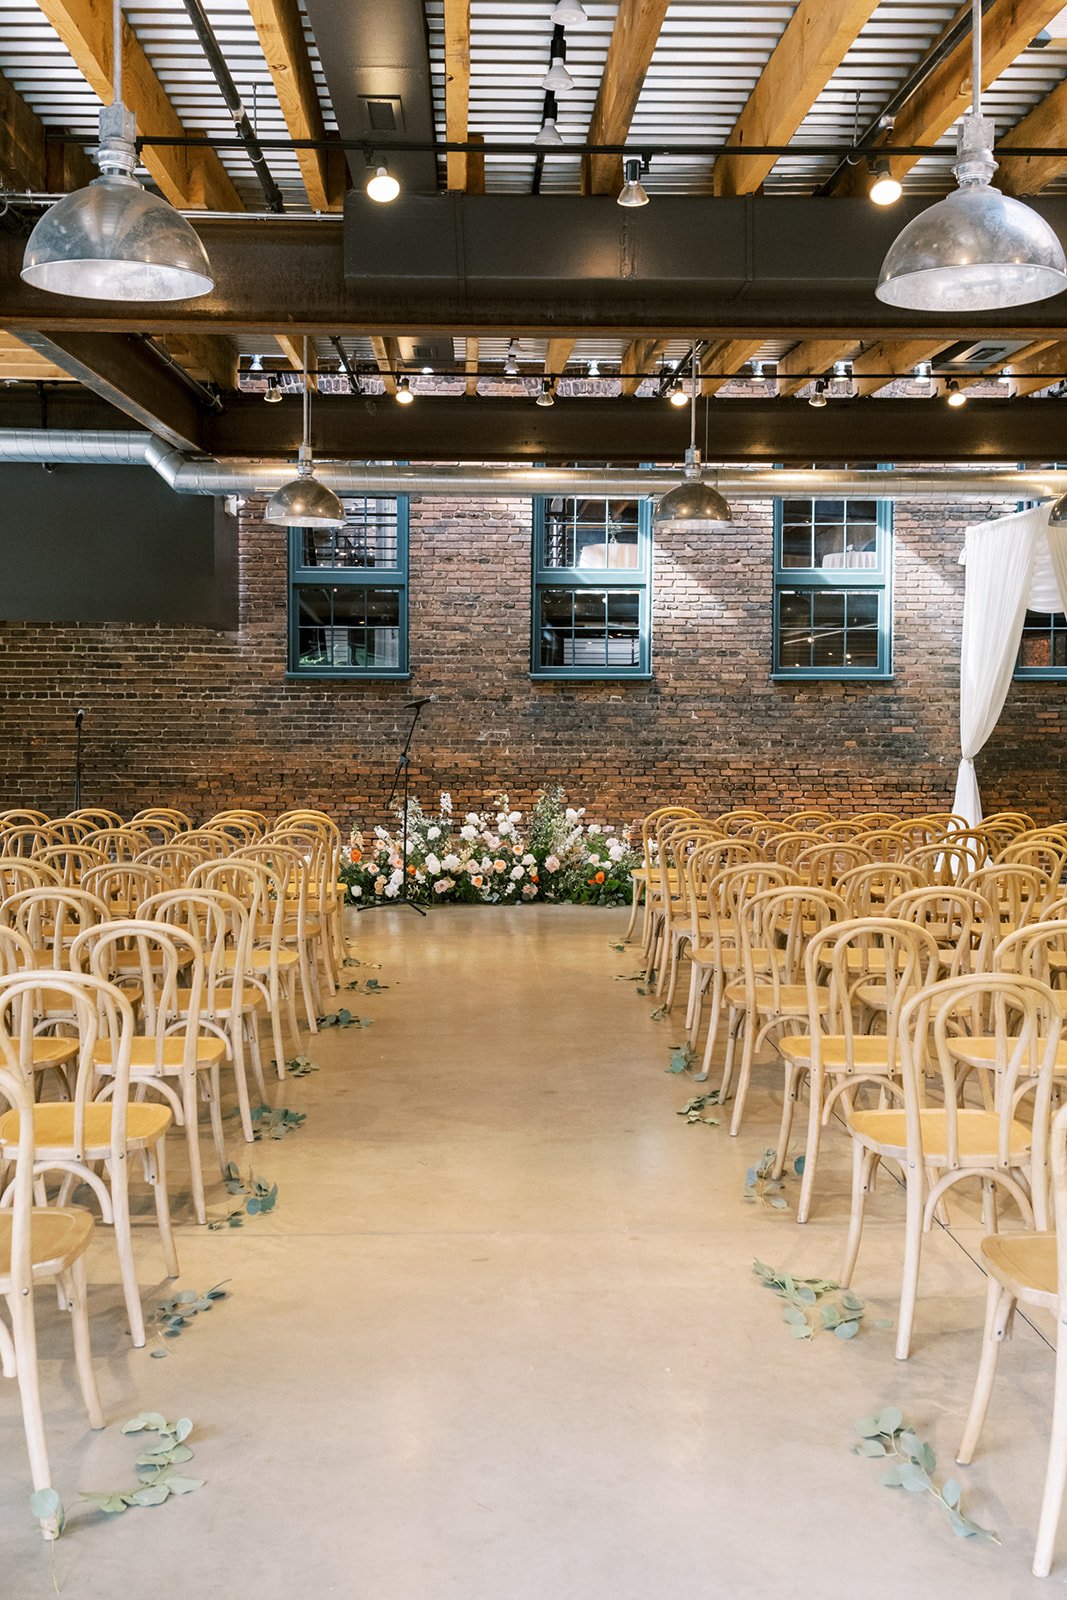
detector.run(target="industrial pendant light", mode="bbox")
[265,338,345,529]
[21,0,213,301]
[876,0,1067,311]
[653,349,732,531]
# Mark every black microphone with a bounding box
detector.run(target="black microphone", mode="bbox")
[404,694,436,709]
[74,708,85,727]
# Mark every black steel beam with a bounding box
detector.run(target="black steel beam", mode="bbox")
[11,333,206,451]
[4,198,1067,340]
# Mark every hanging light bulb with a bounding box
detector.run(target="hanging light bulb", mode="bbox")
[877,0,1067,310]
[617,156,649,208]
[542,34,574,95]
[263,375,282,404]
[550,0,588,24]
[265,337,345,529]
[249,353,264,373]
[808,380,828,408]
[366,164,401,203]
[504,342,520,377]
[914,360,934,394]
[668,378,688,407]
[22,0,213,300]
[587,360,600,378]
[396,375,414,405]
[534,92,564,148]
[867,159,903,206]
[536,378,555,407]
[945,378,968,408]
[654,348,732,531]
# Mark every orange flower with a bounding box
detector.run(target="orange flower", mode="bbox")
[586,877,594,885]
[530,870,539,882]
[594,870,605,884]
[408,864,417,876]
[351,849,362,862]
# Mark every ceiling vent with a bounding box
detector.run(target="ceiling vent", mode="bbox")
[359,95,403,134]
[935,339,1035,371]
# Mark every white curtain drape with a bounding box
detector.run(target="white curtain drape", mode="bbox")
[953,505,1062,826]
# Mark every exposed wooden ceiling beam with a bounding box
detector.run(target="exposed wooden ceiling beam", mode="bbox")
[464,336,479,397]
[160,333,238,392]
[0,64,96,192]
[699,339,765,394]
[274,333,315,384]
[775,339,859,397]
[995,78,1067,195]
[713,0,880,197]
[246,0,340,212]
[832,0,1065,198]
[443,0,471,192]
[955,339,1066,397]
[34,0,242,211]
[370,335,398,396]
[851,339,953,398]
[581,0,670,196]
[545,337,575,396]
[620,338,664,396]
[0,332,72,381]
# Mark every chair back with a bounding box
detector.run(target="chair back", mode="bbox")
[783,809,836,830]
[811,819,869,841]
[806,915,941,1081]
[737,885,844,1011]
[139,888,251,1017]
[34,845,110,887]
[182,828,235,859]
[886,885,997,977]
[71,920,204,1079]
[82,825,155,861]
[795,841,871,889]
[134,842,208,886]
[81,862,167,917]
[998,838,1067,884]
[902,839,984,887]
[994,920,1067,986]
[207,812,268,845]
[1,825,52,858]
[837,861,924,916]
[963,864,1055,932]
[66,808,123,830]
[0,857,62,897]
[713,809,769,836]
[0,888,108,968]
[0,809,49,827]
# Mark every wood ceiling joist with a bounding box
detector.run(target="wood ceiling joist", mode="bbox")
[443,0,471,192]
[850,339,953,398]
[699,339,765,394]
[832,0,1065,198]
[712,0,881,198]
[774,339,858,397]
[161,334,238,393]
[963,340,1067,397]
[247,0,340,212]
[0,64,95,192]
[581,0,670,196]
[620,338,664,396]
[545,337,575,395]
[995,78,1067,195]
[275,334,315,383]
[34,0,242,212]
[465,336,479,396]
[370,335,399,396]
[0,333,70,381]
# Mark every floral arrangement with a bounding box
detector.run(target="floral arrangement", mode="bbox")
[339,786,639,907]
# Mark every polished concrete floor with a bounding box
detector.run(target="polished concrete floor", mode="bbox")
[0,907,1061,1596]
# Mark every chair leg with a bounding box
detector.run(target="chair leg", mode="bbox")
[728,1018,758,1138]
[840,1142,877,1287]
[181,1072,206,1227]
[796,1076,824,1226]
[772,1064,802,1180]
[717,1006,741,1104]
[283,972,301,1055]
[207,1065,228,1174]
[957,1278,1013,1466]
[895,1163,926,1361]
[63,1258,105,1430]
[267,976,286,1077]
[1033,1303,1067,1576]
[146,1137,179,1280]
[230,1024,255,1143]
[247,1017,267,1097]
[624,883,642,941]
[109,1160,146,1348]
[7,1287,51,1493]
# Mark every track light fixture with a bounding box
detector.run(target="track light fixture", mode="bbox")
[366,164,400,203]
[808,380,828,408]
[396,375,414,405]
[550,0,588,24]
[542,33,574,95]
[535,378,555,407]
[867,159,903,206]
[617,156,649,208]
[945,378,967,407]
[263,376,282,404]
[668,379,688,407]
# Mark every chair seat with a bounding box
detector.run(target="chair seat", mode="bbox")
[197,985,267,1015]
[226,948,298,972]
[779,1033,896,1071]
[0,1100,172,1156]
[724,980,828,1014]
[848,1107,1031,1163]
[93,1034,227,1072]
[31,1037,79,1069]
[980,1231,1057,1310]
[0,1206,95,1285]
[948,1035,1067,1073]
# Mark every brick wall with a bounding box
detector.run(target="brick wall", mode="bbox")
[0,491,1064,828]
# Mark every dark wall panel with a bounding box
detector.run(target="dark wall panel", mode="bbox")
[0,465,237,627]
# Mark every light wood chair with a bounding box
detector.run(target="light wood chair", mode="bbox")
[82,862,167,920]
[271,823,342,997]
[956,1100,1067,1577]
[884,885,997,979]
[134,840,209,887]
[783,809,836,830]
[963,863,1056,935]
[713,810,770,836]
[682,838,760,1034]
[795,840,872,889]
[0,858,62,898]
[652,822,722,1004]
[82,825,155,862]
[851,828,913,863]
[33,845,109,887]
[840,972,1060,1360]
[207,812,267,846]
[837,861,925,918]
[902,839,984,887]
[0,1045,104,1538]
[0,971,177,1348]
[0,810,49,828]
[181,828,236,859]
[274,812,347,973]
[629,806,702,946]
[65,808,123,830]
[235,842,321,1033]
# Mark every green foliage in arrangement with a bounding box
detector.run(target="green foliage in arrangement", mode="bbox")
[667,1042,697,1075]
[339,787,640,908]
[281,1055,318,1077]
[317,1008,372,1029]
[148,1282,228,1358]
[343,976,389,994]
[82,1415,205,1515]
[208,1165,278,1229]
[744,1150,803,1211]
[852,1408,999,1542]
[754,1259,865,1340]
[677,1093,720,1125]
[251,1104,306,1140]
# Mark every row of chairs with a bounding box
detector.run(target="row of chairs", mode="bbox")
[624,801,1067,1577]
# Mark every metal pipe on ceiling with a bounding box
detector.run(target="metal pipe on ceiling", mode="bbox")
[0,431,1061,502]
[179,0,285,214]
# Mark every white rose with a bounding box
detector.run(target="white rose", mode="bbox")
[498,819,513,837]
[351,885,362,898]
[608,841,625,862]
[425,853,441,875]
[509,811,521,823]
[465,812,480,825]
[510,864,524,881]
[460,824,478,841]
[384,882,399,899]
[427,826,441,841]
[481,856,492,871]
[565,808,579,824]
[389,869,404,888]
[443,853,460,871]
[587,823,601,836]
[440,792,453,814]
[522,853,535,866]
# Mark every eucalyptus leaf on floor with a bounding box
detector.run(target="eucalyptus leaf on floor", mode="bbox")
[852,1410,998,1543]
[753,1259,866,1340]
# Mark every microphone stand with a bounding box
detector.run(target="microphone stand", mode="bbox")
[360,700,429,916]
[73,709,84,809]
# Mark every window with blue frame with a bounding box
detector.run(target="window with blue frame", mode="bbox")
[531,495,652,678]
[288,497,409,678]
[772,497,893,679]
[1016,610,1067,678]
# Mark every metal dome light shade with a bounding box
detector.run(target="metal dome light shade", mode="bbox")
[265,337,345,530]
[21,1,213,302]
[654,348,732,532]
[876,0,1066,312]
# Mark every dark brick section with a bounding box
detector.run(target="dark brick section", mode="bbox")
[0,492,1063,827]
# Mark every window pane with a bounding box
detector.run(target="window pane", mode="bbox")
[538,587,573,668]
[301,499,400,569]
[607,590,641,666]
[781,522,813,568]
[295,584,400,669]
[844,590,880,667]
[811,590,847,668]
[777,590,813,669]
[1019,609,1067,671]
[543,497,642,570]
[538,587,642,669]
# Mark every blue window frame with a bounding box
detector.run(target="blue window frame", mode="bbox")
[531,495,652,679]
[1016,610,1067,678]
[287,497,409,679]
[772,497,893,680]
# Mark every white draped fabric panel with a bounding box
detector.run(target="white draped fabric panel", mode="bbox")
[954,505,1067,826]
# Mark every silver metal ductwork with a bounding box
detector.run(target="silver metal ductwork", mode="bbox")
[1,430,1065,502]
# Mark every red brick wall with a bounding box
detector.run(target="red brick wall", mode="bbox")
[0,492,1063,828]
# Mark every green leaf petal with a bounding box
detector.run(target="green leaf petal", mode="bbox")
[879,1466,903,1488]
[876,1406,903,1435]
[856,1416,883,1438]
[941,1477,962,1510]
[898,1462,929,1493]
[160,1475,204,1495]
[131,1484,171,1507]
[29,1488,62,1518]
[854,1438,887,1457]
[834,1319,860,1340]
